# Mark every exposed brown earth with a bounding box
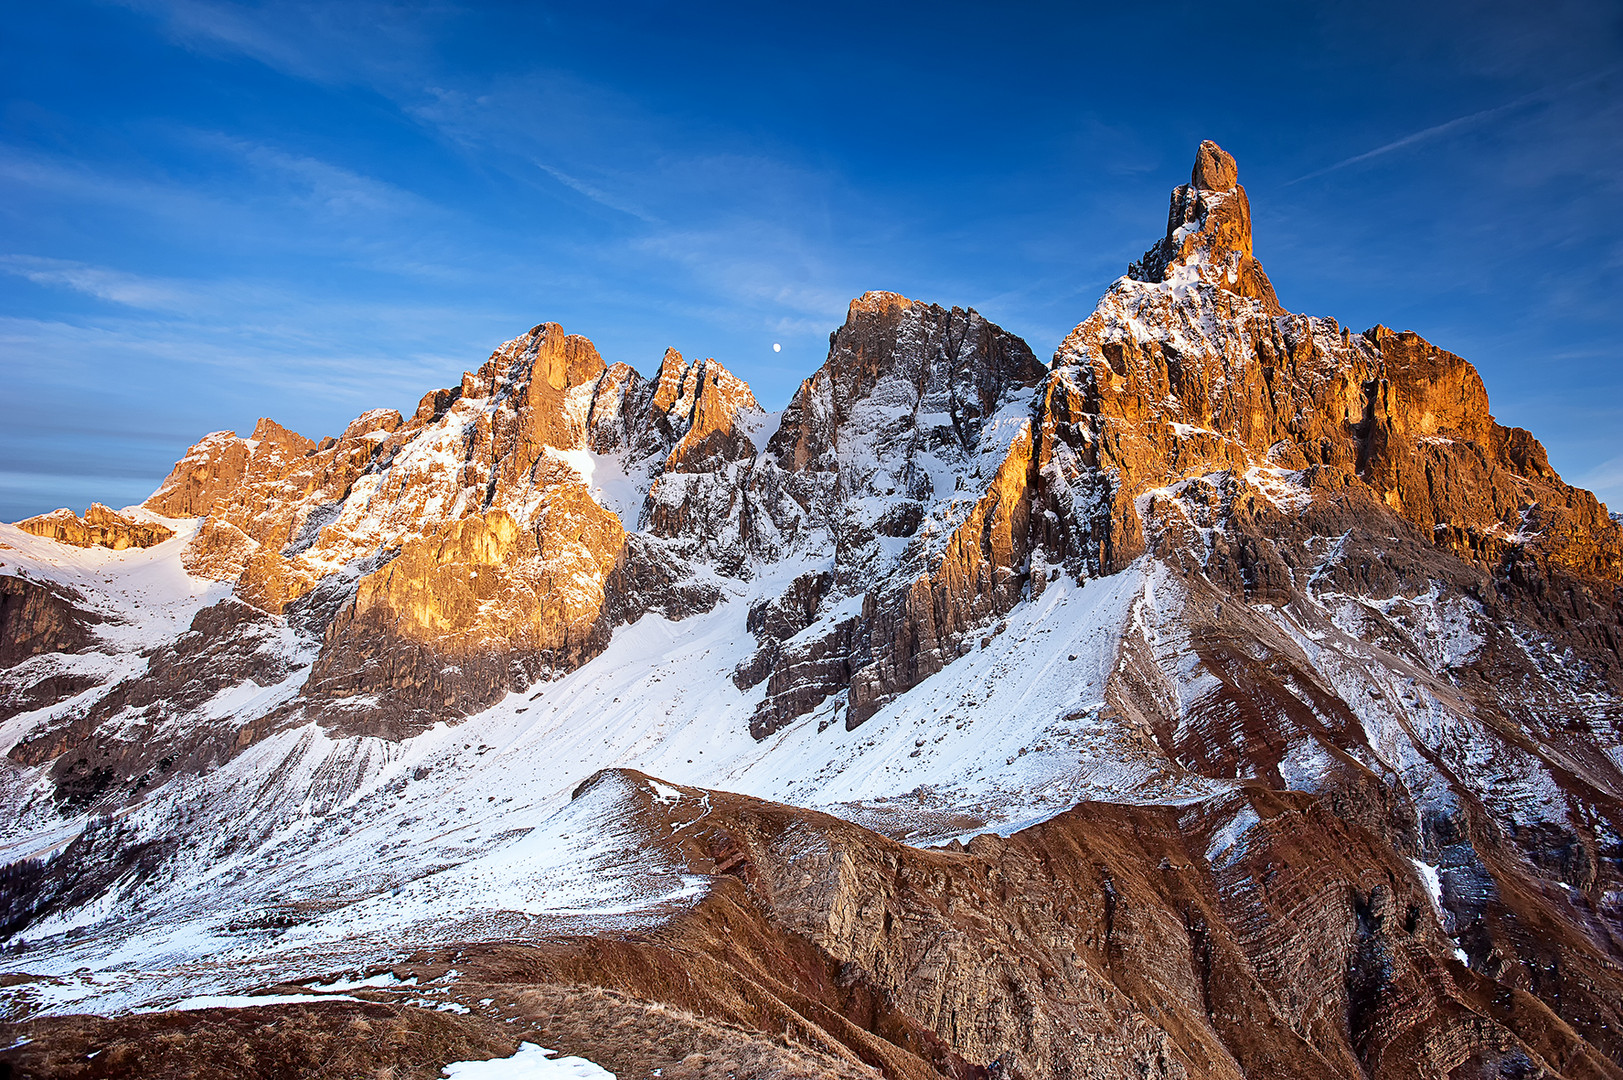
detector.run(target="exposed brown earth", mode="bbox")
[9,770,1616,1079]
[0,998,524,1080]
[0,983,885,1080]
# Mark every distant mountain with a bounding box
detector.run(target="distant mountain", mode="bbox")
[2,141,1620,1080]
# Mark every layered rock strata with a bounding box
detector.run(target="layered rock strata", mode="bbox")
[9,770,1618,1079]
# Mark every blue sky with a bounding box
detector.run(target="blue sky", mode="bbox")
[2,0,1620,519]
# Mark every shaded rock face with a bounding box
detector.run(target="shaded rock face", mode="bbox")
[593,347,773,567]
[744,294,1048,732]
[763,292,1045,574]
[0,997,533,1080]
[15,504,173,550]
[6,597,308,808]
[0,576,98,671]
[1,972,886,1080]
[0,576,108,725]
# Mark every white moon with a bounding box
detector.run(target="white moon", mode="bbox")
[772,342,781,352]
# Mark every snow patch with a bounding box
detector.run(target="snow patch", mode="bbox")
[544,447,645,530]
[150,993,362,1012]
[1206,804,1259,869]
[1410,858,1443,913]
[443,1043,614,1080]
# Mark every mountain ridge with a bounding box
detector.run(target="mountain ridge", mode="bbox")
[2,140,1621,1080]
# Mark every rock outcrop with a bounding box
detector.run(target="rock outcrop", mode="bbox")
[1128,138,1282,313]
[0,575,99,671]
[145,419,314,519]
[15,504,173,550]
[0,574,107,724]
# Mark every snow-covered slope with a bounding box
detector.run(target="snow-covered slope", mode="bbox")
[0,530,1173,1017]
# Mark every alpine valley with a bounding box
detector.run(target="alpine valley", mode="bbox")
[2,142,1621,1080]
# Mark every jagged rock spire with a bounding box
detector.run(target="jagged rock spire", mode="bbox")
[1128,139,1281,313]
[1190,138,1239,191]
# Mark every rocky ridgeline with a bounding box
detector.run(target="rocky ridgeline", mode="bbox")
[71,289,1051,742]
[49,138,1615,747]
[11,140,1621,818]
[134,326,768,736]
[15,504,172,550]
[4,142,1623,1079]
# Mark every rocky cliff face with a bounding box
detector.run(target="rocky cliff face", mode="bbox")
[15,505,172,550]
[120,326,773,737]
[2,141,1621,1080]
[1127,139,1282,314]
[743,292,1048,732]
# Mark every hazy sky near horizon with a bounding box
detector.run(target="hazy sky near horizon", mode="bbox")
[2,0,1621,519]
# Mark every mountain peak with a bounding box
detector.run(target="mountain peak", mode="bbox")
[846,289,918,320]
[1190,138,1239,191]
[1128,139,1281,313]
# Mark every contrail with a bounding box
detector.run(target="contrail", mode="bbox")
[535,161,657,223]
[1286,66,1618,185]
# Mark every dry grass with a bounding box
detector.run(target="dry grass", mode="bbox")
[0,999,516,1080]
[0,982,882,1080]
[502,983,880,1080]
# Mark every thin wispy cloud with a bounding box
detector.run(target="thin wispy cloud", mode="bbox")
[227,140,427,217]
[1577,454,1623,510]
[0,138,439,262]
[112,0,296,68]
[0,256,194,311]
[534,162,658,223]
[82,2,885,362]
[1287,65,1620,184]
[111,0,427,86]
